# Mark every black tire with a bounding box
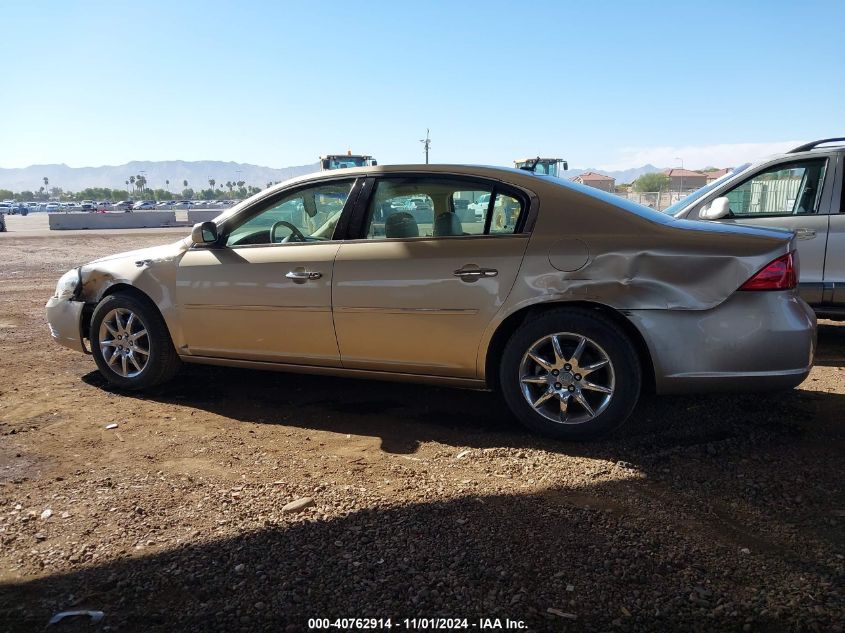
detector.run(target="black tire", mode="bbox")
[499,308,641,440]
[90,291,181,390]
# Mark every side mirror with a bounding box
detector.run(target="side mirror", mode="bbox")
[191,221,218,244]
[700,196,731,220]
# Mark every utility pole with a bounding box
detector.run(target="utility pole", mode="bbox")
[675,157,684,201]
[420,128,431,164]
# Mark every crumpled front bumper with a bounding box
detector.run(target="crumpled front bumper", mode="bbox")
[45,296,87,353]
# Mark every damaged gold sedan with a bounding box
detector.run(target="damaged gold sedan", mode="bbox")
[46,165,816,439]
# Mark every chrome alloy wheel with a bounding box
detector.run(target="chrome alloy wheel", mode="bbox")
[518,333,615,425]
[98,308,150,378]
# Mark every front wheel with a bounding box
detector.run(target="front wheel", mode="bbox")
[499,308,641,440]
[90,292,181,390]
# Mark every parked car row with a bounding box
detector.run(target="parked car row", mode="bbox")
[7,199,242,213]
[0,201,30,215]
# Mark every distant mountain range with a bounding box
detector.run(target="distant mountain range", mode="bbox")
[560,164,662,185]
[0,160,663,192]
[0,160,321,193]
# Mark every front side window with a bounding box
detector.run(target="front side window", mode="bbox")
[723,159,827,217]
[361,177,525,239]
[225,181,353,247]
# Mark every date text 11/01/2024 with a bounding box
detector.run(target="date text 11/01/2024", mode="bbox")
[307,617,530,630]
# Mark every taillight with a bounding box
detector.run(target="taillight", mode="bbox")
[739,251,797,291]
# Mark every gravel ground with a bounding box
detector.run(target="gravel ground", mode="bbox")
[0,233,843,632]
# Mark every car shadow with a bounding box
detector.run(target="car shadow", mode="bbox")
[1,476,841,633]
[81,357,843,461]
[814,320,845,367]
[52,337,844,633]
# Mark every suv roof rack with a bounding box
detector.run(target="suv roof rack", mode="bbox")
[787,137,845,153]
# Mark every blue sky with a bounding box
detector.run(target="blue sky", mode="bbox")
[1,0,843,171]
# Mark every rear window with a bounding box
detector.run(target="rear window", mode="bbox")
[361,177,527,239]
[553,177,676,225]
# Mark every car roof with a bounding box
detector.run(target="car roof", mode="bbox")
[232,163,675,227]
[273,163,569,192]
[786,137,845,154]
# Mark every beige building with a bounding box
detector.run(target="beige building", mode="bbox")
[571,171,615,192]
[664,168,708,191]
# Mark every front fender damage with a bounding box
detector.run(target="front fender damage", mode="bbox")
[73,239,189,350]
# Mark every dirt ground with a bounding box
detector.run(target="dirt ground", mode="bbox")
[0,232,843,632]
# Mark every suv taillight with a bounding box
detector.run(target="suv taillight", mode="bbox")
[739,251,797,291]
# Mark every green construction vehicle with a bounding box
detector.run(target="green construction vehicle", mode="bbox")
[320,152,378,170]
[514,157,568,177]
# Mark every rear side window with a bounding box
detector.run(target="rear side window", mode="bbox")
[361,177,525,239]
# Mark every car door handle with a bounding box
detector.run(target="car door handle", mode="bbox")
[454,267,498,279]
[285,270,322,281]
[795,228,817,240]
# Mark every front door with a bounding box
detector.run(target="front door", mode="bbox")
[175,179,357,365]
[332,175,531,378]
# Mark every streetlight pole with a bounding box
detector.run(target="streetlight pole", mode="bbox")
[420,128,431,164]
[674,157,683,200]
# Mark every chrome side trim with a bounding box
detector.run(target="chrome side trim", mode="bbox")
[182,304,330,312]
[333,307,478,315]
[180,355,487,390]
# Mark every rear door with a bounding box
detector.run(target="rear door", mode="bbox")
[695,156,834,305]
[332,175,531,378]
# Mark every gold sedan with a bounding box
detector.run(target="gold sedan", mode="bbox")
[46,165,815,439]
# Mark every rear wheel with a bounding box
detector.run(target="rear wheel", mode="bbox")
[90,292,181,390]
[500,308,641,440]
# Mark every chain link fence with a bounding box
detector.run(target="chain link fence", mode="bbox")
[615,190,696,211]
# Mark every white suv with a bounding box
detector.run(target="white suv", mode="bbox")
[667,137,845,319]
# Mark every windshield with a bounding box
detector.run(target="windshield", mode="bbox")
[661,163,752,215]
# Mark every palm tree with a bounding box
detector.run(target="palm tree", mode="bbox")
[266,181,272,189]
[129,176,136,194]
[236,180,245,189]
[225,181,233,192]
[208,179,215,191]
[165,179,170,192]
[43,177,49,191]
